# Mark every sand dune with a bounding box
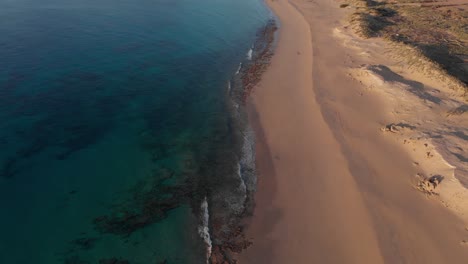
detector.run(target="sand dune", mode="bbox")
[351,63,468,222]
[239,0,468,263]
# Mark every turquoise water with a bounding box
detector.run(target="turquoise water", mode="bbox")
[0,0,270,263]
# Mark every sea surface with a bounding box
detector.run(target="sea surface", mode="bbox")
[0,0,270,263]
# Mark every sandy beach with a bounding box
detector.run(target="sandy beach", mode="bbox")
[239,0,468,263]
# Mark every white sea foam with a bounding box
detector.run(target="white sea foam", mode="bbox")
[237,163,247,197]
[246,48,253,60]
[235,62,242,75]
[198,197,212,263]
[227,81,231,92]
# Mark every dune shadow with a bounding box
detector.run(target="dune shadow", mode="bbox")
[418,44,468,85]
[451,131,468,141]
[447,105,468,116]
[452,152,468,163]
[368,65,442,104]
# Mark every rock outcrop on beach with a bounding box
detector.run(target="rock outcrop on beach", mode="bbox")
[241,20,277,103]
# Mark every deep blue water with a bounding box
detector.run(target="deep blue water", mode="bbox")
[0,0,270,263]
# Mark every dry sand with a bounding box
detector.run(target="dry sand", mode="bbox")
[239,0,468,263]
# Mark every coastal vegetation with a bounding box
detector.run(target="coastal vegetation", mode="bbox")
[344,0,468,97]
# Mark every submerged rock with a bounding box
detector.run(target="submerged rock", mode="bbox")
[98,258,130,264]
[70,237,99,250]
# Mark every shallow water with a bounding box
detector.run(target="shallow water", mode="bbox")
[0,0,270,263]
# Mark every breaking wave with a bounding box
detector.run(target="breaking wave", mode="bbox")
[246,48,253,60]
[198,197,212,263]
[235,62,242,75]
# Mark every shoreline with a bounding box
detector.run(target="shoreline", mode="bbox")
[208,18,278,264]
[240,0,468,263]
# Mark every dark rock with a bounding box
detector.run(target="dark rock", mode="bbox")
[70,237,99,250]
[98,258,130,264]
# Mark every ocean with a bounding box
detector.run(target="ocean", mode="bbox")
[0,0,271,263]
